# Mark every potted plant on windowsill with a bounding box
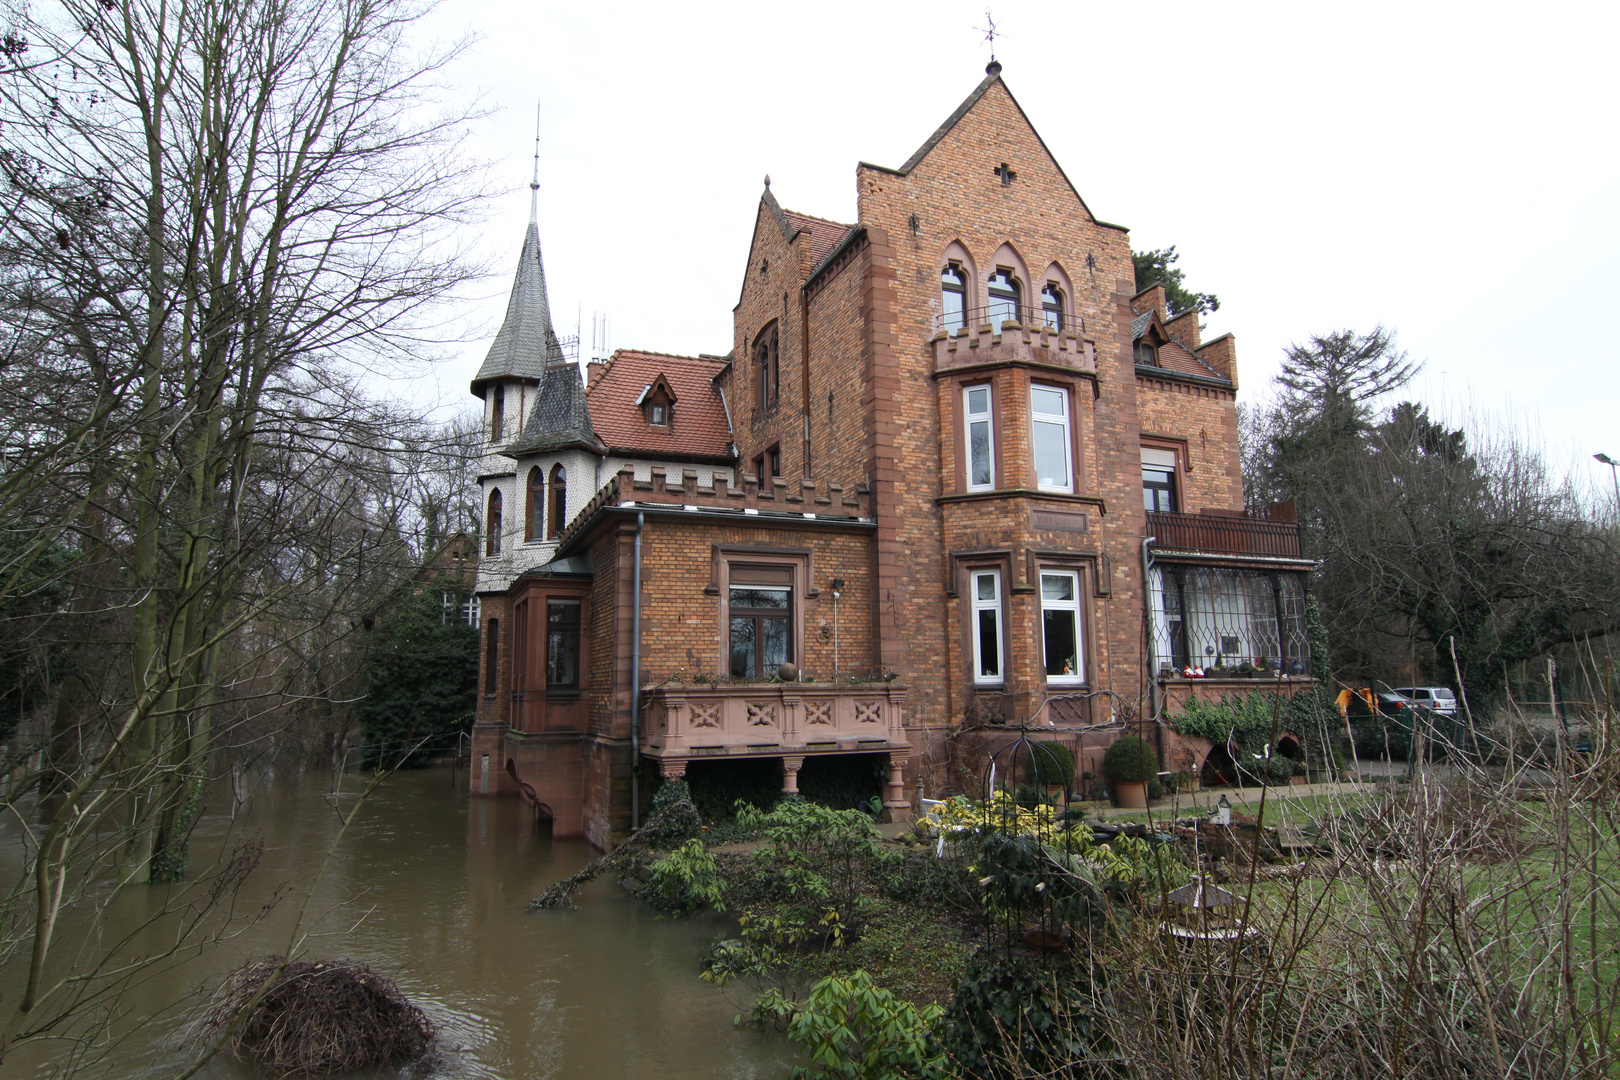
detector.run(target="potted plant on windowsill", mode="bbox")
[1104,735,1156,810]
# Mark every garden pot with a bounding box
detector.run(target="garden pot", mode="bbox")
[1114,780,1148,809]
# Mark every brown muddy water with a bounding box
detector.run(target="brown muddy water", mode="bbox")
[1,768,797,1078]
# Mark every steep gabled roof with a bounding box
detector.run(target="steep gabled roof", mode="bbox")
[861,62,1114,229]
[586,349,734,460]
[504,361,604,456]
[1132,310,1230,383]
[782,208,856,269]
[471,222,565,392]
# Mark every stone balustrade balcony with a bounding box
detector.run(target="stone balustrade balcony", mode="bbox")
[642,681,909,767]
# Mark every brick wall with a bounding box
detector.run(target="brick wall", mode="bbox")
[1134,375,1244,511]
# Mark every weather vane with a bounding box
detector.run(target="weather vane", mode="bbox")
[975,11,1002,63]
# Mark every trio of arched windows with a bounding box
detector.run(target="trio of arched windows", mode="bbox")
[941,255,1070,333]
[485,464,569,555]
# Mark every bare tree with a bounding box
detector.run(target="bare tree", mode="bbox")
[0,0,487,1062]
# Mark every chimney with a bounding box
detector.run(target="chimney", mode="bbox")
[1164,310,1201,351]
[1196,333,1238,388]
[1131,283,1169,322]
[587,360,606,388]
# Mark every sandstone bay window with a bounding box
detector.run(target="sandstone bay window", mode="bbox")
[486,488,503,556]
[546,599,581,689]
[941,263,967,331]
[728,565,793,678]
[988,268,1021,325]
[1030,385,1073,493]
[971,569,1003,684]
[1148,567,1311,675]
[1040,570,1083,684]
[964,384,995,491]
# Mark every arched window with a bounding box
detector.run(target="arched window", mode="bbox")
[941,263,968,331]
[1041,284,1065,330]
[753,324,779,410]
[526,466,545,541]
[550,464,567,538]
[489,386,505,442]
[486,488,502,556]
[988,268,1021,325]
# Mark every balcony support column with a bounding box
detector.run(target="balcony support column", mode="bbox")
[883,752,911,822]
[659,758,688,781]
[781,755,804,796]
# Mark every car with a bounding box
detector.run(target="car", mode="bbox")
[1391,686,1457,715]
[1375,692,1415,718]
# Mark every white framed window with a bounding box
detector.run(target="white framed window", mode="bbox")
[464,594,480,627]
[964,384,995,491]
[970,570,1003,684]
[1030,385,1072,493]
[1040,570,1084,684]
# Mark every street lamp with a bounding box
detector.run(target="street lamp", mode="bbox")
[1597,453,1620,511]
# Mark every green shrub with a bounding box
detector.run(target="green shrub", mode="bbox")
[686,757,784,821]
[936,947,1109,1079]
[783,971,946,1080]
[1024,740,1075,787]
[1102,736,1155,782]
[640,779,702,849]
[646,838,726,914]
[797,752,887,811]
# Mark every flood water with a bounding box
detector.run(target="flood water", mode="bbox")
[1,768,797,1078]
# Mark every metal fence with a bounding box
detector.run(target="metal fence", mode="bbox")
[933,304,1084,335]
[1146,510,1303,558]
[1148,566,1311,676]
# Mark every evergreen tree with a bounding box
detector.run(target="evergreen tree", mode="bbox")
[1131,246,1220,316]
[352,588,478,767]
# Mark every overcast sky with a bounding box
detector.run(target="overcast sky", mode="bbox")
[409,0,1618,496]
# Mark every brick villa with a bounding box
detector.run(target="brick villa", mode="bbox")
[468,63,1316,847]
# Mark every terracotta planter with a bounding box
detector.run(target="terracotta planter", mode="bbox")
[1114,779,1148,809]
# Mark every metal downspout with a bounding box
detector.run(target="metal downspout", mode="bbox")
[631,511,644,830]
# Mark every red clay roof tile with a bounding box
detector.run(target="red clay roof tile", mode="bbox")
[783,209,854,270]
[585,349,734,459]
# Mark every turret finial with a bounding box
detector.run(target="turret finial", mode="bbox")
[763,174,771,188]
[529,100,542,225]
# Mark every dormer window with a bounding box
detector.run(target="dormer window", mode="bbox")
[639,373,677,428]
[1138,342,1158,366]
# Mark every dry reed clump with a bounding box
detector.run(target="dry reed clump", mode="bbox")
[196,956,434,1075]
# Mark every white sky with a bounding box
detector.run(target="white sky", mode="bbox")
[409,0,1620,494]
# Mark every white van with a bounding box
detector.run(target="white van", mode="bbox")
[1391,687,1457,715]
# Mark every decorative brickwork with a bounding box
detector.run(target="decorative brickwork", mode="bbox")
[472,64,1308,846]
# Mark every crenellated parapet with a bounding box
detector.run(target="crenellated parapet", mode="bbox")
[557,466,873,549]
[931,319,1096,377]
